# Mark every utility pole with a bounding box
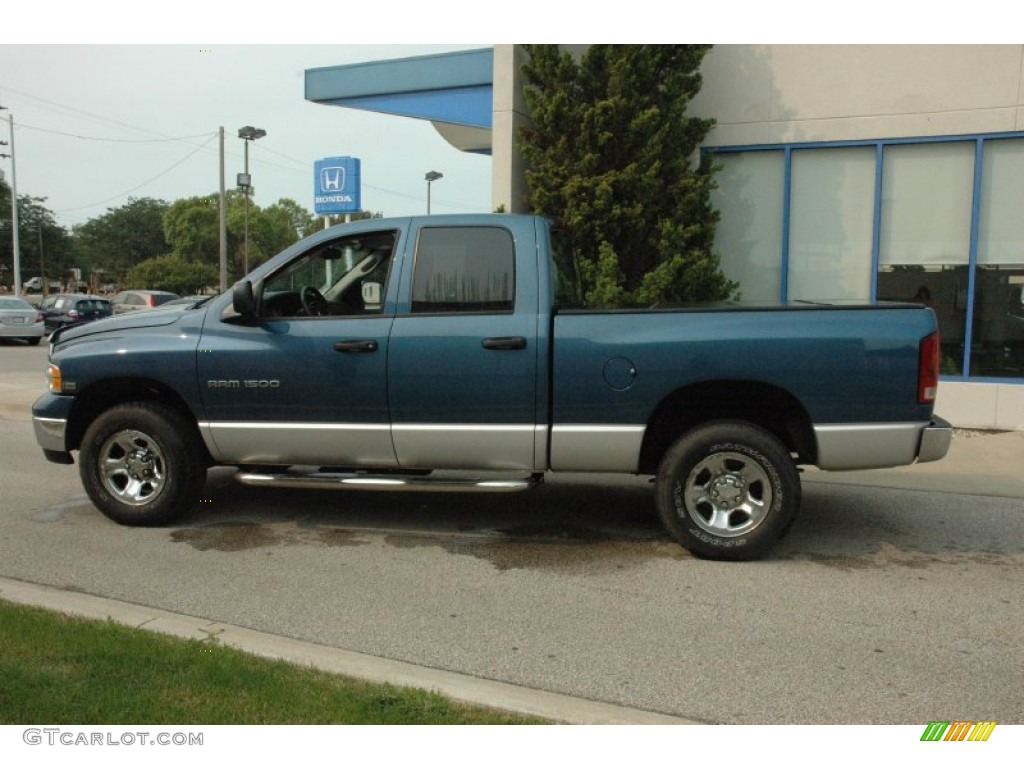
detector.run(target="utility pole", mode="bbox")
[0,108,20,296]
[219,127,227,292]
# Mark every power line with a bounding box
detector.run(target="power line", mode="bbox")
[0,83,202,144]
[18,122,215,144]
[54,133,219,213]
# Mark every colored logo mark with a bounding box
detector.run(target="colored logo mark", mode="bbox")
[920,720,997,742]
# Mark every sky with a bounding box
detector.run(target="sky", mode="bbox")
[0,43,494,230]
[0,3,1000,234]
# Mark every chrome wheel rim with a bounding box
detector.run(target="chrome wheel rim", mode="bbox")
[678,451,771,537]
[98,429,167,506]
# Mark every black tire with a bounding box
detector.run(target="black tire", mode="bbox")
[655,420,800,561]
[79,402,208,526]
[26,337,42,346]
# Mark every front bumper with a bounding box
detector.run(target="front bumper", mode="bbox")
[32,393,75,463]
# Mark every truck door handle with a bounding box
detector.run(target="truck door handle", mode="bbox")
[333,340,379,353]
[481,336,527,351]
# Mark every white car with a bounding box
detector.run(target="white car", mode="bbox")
[22,277,43,293]
[0,296,45,345]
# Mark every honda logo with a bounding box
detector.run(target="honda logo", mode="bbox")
[314,156,360,214]
[320,166,345,192]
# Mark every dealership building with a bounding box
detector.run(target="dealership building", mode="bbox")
[305,45,1024,430]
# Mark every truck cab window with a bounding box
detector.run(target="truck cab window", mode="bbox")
[260,232,396,318]
[411,226,515,313]
[550,227,583,309]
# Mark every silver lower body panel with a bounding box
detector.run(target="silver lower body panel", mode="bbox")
[813,417,952,470]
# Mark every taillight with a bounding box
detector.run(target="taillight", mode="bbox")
[918,331,940,404]
[68,309,80,319]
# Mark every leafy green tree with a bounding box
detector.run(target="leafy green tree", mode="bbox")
[71,197,170,285]
[232,197,311,272]
[0,180,71,288]
[125,253,218,295]
[163,194,225,264]
[265,198,318,240]
[168,192,313,280]
[519,45,735,307]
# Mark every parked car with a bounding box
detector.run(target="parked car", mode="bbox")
[0,295,45,345]
[109,290,179,314]
[39,293,113,334]
[22,277,44,293]
[156,295,214,311]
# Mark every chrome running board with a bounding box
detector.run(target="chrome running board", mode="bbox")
[235,469,543,493]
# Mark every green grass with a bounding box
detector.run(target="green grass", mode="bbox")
[0,600,543,725]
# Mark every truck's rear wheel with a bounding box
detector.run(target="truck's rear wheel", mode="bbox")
[79,402,207,526]
[655,420,800,560]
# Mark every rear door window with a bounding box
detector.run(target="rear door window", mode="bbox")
[411,226,515,313]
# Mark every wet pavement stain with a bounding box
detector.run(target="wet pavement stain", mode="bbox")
[171,520,372,552]
[31,493,94,523]
[384,525,689,572]
[169,515,684,569]
[785,542,1023,570]
[316,528,370,548]
[170,522,286,552]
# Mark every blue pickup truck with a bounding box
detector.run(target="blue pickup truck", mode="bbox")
[32,214,951,560]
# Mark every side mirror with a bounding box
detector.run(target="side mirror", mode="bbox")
[232,280,256,317]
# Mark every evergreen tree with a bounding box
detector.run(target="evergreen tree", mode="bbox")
[520,45,735,307]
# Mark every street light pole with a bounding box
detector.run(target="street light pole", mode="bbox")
[237,126,266,276]
[425,170,443,215]
[0,108,21,296]
[218,127,227,292]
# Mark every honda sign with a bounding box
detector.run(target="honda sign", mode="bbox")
[314,156,361,214]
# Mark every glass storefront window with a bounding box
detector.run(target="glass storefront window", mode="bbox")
[712,151,784,302]
[972,139,1024,378]
[788,147,875,301]
[877,142,975,375]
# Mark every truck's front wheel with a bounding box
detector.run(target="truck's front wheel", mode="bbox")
[655,421,800,560]
[79,402,207,526]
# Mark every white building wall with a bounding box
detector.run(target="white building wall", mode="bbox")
[691,45,1024,146]
[491,44,531,214]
